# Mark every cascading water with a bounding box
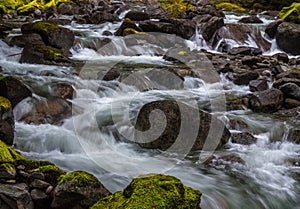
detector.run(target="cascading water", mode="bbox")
[1,12,299,209]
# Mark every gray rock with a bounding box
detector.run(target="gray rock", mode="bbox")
[30,189,51,209]
[249,79,269,92]
[233,71,259,86]
[279,83,300,100]
[30,179,51,190]
[276,22,300,55]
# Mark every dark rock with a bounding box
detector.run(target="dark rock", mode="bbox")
[274,107,300,120]
[231,132,257,145]
[29,165,66,186]
[57,3,80,15]
[197,16,224,42]
[287,128,300,144]
[0,183,34,209]
[20,98,72,125]
[0,120,14,146]
[265,19,283,39]
[115,18,142,36]
[134,100,230,151]
[272,53,289,63]
[0,23,13,39]
[276,22,300,55]
[30,179,51,190]
[125,11,150,21]
[249,79,269,92]
[0,163,16,179]
[284,98,300,108]
[30,189,51,209]
[139,19,196,40]
[239,16,263,24]
[8,33,43,47]
[233,71,259,86]
[276,68,300,80]
[279,83,300,100]
[228,46,262,56]
[88,11,119,24]
[21,21,74,51]
[241,55,262,66]
[20,43,74,66]
[273,78,300,88]
[0,76,32,108]
[52,171,110,209]
[91,174,201,209]
[203,154,245,168]
[249,88,284,113]
[47,18,72,26]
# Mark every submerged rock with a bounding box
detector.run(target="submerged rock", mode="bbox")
[134,100,230,151]
[91,174,202,209]
[52,171,110,209]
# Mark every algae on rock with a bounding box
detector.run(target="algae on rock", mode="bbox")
[278,3,300,23]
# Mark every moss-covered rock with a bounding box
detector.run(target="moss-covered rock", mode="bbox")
[52,171,111,208]
[0,0,24,10]
[17,0,73,14]
[0,96,11,114]
[216,2,246,12]
[278,3,300,23]
[0,140,25,163]
[123,28,145,36]
[30,164,66,185]
[91,174,202,209]
[159,0,196,18]
[0,163,16,179]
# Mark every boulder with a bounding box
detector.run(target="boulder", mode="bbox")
[273,77,300,88]
[239,16,263,24]
[0,120,14,146]
[228,46,262,56]
[249,79,269,92]
[0,163,16,179]
[91,174,202,209]
[21,21,74,52]
[0,76,32,108]
[232,71,259,86]
[88,11,119,24]
[284,98,300,108]
[29,165,66,186]
[196,15,224,42]
[279,82,300,100]
[231,132,257,145]
[249,88,284,113]
[52,171,110,209]
[8,33,43,47]
[30,189,51,209]
[276,22,300,55]
[115,18,142,36]
[134,100,230,151]
[20,43,74,66]
[287,128,300,144]
[124,11,150,21]
[139,19,196,40]
[278,3,300,23]
[265,19,283,39]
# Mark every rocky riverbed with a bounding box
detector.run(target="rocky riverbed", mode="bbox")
[0,0,300,208]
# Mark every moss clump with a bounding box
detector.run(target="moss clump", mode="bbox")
[0,163,16,178]
[159,0,196,18]
[17,0,72,14]
[278,3,300,23]
[123,28,145,36]
[0,0,24,10]
[0,140,25,163]
[177,51,187,55]
[30,164,66,186]
[34,44,63,60]
[0,96,12,113]
[91,174,202,209]
[216,2,246,12]
[58,171,98,187]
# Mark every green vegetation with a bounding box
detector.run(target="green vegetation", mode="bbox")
[0,140,25,163]
[58,171,99,187]
[91,174,202,209]
[216,2,246,12]
[34,44,63,60]
[278,3,300,23]
[0,96,12,113]
[159,0,195,18]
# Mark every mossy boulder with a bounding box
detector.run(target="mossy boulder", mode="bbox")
[91,174,202,209]
[0,76,32,108]
[52,171,110,208]
[17,0,73,14]
[0,140,25,163]
[216,2,246,12]
[30,164,66,185]
[21,21,74,51]
[0,163,16,179]
[115,18,143,36]
[0,0,24,11]
[278,3,300,23]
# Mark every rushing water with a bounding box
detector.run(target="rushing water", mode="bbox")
[0,12,300,209]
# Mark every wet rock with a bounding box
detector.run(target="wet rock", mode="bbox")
[88,11,119,24]
[249,79,269,92]
[0,76,32,108]
[272,52,289,64]
[21,21,74,52]
[278,3,300,23]
[241,56,262,66]
[8,33,43,47]
[30,179,51,190]
[265,19,283,39]
[124,11,150,21]
[231,132,257,145]
[249,88,284,113]
[91,174,201,209]
[52,171,110,209]
[139,19,196,39]
[276,22,300,55]
[233,71,259,86]
[0,23,14,39]
[0,120,14,146]
[0,163,16,179]
[135,100,230,151]
[284,98,300,108]
[287,128,300,144]
[279,83,300,100]
[228,46,262,56]
[239,16,263,24]
[20,98,72,125]
[196,15,224,42]
[30,189,51,209]
[203,154,245,167]
[0,183,34,209]
[57,3,80,15]
[20,43,74,67]
[273,77,300,88]
[115,18,142,36]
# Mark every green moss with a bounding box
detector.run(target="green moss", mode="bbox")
[58,171,98,187]
[34,44,63,60]
[31,165,65,174]
[0,163,16,176]
[177,51,187,55]
[123,28,145,36]
[278,3,300,23]
[0,96,12,113]
[159,0,196,18]
[216,2,246,12]
[91,174,202,209]
[0,140,25,163]
[17,0,73,13]
[0,0,24,10]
